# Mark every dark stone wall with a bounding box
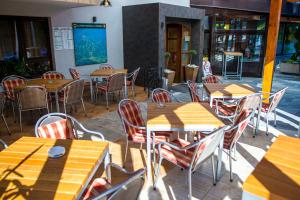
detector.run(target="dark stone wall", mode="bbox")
[123,3,205,85]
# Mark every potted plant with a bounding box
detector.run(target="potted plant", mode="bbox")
[164,52,171,67]
[279,52,300,74]
[164,52,175,89]
[185,49,199,81]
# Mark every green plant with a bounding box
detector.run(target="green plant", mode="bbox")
[14,58,30,76]
[286,53,300,64]
[188,49,197,64]
[165,52,171,66]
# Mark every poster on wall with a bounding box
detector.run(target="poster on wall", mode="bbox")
[72,23,108,66]
[53,27,73,50]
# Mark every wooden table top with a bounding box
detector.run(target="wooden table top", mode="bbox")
[15,79,73,92]
[243,136,300,200]
[0,137,109,200]
[90,69,128,77]
[204,83,257,98]
[147,102,225,130]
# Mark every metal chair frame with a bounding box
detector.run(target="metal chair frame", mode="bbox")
[59,79,86,116]
[42,71,65,79]
[96,73,125,109]
[151,88,184,104]
[260,87,288,135]
[126,67,140,98]
[34,113,105,140]
[154,126,227,200]
[0,139,7,150]
[89,163,145,200]
[0,93,10,134]
[17,86,49,132]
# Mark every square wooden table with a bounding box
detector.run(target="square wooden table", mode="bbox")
[242,136,300,200]
[89,68,128,102]
[146,102,225,183]
[0,137,110,200]
[15,79,73,112]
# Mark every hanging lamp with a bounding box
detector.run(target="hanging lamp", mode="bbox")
[100,0,111,7]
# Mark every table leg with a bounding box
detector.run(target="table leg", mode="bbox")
[216,136,224,181]
[210,96,214,107]
[55,91,60,112]
[104,150,111,183]
[90,77,94,102]
[146,128,151,184]
[255,99,262,136]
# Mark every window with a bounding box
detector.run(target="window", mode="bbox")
[283,23,300,54]
[0,19,18,61]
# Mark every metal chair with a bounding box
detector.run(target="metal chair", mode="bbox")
[99,64,114,70]
[59,80,86,116]
[187,80,202,102]
[18,86,49,132]
[151,88,183,104]
[202,75,221,84]
[69,68,80,80]
[0,139,7,150]
[154,126,227,200]
[82,163,145,200]
[35,113,104,140]
[125,67,140,98]
[96,73,125,109]
[1,75,26,121]
[0,93,10,134]
[42,71,65,79]
[118,99,173,166]
[260,87,288,135]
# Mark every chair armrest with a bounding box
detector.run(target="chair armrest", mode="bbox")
[156,140,199,153]
[0,139,7,149]
[121,117,146,130]
[76,123,105,140]
[171,94,185,103]
[105,163,144,175]
[126,72,134,79]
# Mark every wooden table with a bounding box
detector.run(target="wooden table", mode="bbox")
[15,79,73,112]
[242,136,300,200]
[146,102,225,183]
[0,137,110,200]
[90,68,128,102]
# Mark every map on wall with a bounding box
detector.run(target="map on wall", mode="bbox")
[72,23,107,66]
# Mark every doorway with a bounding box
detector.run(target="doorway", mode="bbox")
[166,23,191,82]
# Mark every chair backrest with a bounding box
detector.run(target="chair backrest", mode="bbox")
[203,75,220,84]
[18,86,48,111]
[151,88,172,103]
[192,126,227,170]
[99,64,113,70]
[0,93,5,115]
[42,71,65,80]
[69,68,80,80]
[2,75,26,101]
[131,67,140,84]
[187,80,201,102]
[107,73,125,92]
[118,99,145,139]
[35,113,77,139]
[224,108,255,150]
[267,87,288,113]
[241,93,261,113]
[202,60,213,78]
[63,80,84,105]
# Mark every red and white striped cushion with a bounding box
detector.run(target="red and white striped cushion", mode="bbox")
[213,102,237,116]
[37,119,76,139]
[261,103,270,113]
[223,109,251,149]
[126,80,132,86]
[69,68,80,80]
[131,130,172,143]
[3,79,25,101]
[97,85,108,92]
[158,138,207,169]
[82,178,111,200]
[100,65,113,70]
[203,75,219,84]
[152,91,172,103]
[187,81,201,102]
[42,72,65,80]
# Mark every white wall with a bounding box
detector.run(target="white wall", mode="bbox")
[0,0,191,78]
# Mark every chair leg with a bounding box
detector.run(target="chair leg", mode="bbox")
[81,98,87,116]
[211,156,216,185]
[154,156,163,189]
[188,168,193,200]
[123,139,129,167]
[11,102,16,123]
[266,114,269,136]
[105,92,109,110]
[2,114,10,135]
[274,110,277,127]
[19,110,22,132]
[229,150,233,182]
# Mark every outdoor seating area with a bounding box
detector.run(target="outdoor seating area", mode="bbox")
[0,0,300,200]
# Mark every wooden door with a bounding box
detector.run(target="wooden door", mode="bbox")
[166,24,182,82]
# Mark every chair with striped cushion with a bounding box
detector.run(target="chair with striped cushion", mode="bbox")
[154,126,227,200]
[2,75,26,121]
[99,64,113,70]
[0,93,10,134]
[118,99,173,165]
[151,88,172,103]
[82,163,145,200]
[203,75,221,84]
[69,68,80,80]
[96,73,125,110]
[187,80,202,102]
[260,87,287,135]
[42,71,65,80]
[125,67,140,98]
[35,113,104,140]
